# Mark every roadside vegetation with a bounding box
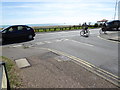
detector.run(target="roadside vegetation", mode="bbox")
[0,23,101,32]
[32,24,100,32]
[0,56,22,88]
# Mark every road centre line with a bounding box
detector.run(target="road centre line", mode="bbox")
[12,45,22,47]
[35,42,45,45]
[44,41,52,43]
[37,33,79,37]
[55,40,62,42]
[70,40,94,47]
[35,38,69,45]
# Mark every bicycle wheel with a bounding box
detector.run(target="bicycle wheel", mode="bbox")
[86,30,90,36]
[99,29,106,34]
[80,30,84,36]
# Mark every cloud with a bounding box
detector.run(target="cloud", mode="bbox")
[2,0,82,2]
[1,0,117,3]
[2,0,118,25]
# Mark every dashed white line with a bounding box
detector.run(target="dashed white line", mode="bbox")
[36,42,45,45]
[13,45,22,47]
[44,41,52,43]
[35,38,94,47]
[70,40,94,47]
[55,40,62,42]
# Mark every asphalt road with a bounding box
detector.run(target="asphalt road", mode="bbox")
[31,29,118,76]
[2,28,119,78]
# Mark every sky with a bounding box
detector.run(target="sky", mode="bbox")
[1,0,120,25]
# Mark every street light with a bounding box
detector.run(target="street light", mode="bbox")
[114,0,118,20]
[118,1,120,20]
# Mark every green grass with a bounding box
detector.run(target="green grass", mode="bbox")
[0,56,22,88]
[88,27,95,29]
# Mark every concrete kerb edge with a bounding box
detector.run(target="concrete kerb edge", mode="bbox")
[0,60,8,89]
[97,35,120,43]
[38,47,119,87]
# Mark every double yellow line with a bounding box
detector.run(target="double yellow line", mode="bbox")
[41,48,119,87]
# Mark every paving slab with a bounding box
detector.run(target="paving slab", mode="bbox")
[15,58,31,69]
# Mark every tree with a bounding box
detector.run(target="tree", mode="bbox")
[94,23,99,27]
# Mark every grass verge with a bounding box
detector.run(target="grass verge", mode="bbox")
[0,56,22,88]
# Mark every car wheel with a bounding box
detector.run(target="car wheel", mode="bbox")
[28,35,33,40]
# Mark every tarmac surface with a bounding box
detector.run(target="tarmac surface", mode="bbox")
[16,48,118,88]
[1,31,120,88]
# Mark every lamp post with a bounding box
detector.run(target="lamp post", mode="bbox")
[118,1,120,20]
[114,0,118,20]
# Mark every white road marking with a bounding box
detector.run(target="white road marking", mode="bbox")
[44,41,52,43]
[36,38,93,47]
[55,40,62,42]
[35,38,69,45]
[13,45,22,47]
[70,40,94,47]
[64,39,69,41]
[52,39,69,42]
[36,42,45,45]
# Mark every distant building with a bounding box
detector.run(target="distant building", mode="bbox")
[118,1,120,20]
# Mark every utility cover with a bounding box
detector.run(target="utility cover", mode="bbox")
[15,58,31,69]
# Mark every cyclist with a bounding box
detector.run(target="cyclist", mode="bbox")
[101,23,107,34]
[82,22,88,34]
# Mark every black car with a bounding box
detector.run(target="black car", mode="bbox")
[0,25,35,42]
[102,20,120,31]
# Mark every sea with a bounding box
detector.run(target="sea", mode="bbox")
[0,22,96,29]
[0,23,74,28]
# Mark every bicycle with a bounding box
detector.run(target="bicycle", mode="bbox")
[80,29,90,37]
[99,28,107,34]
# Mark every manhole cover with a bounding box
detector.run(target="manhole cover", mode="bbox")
[55,55,72,62]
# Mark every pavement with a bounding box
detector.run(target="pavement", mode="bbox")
[99,31,120,42]
[2,46,118,88]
